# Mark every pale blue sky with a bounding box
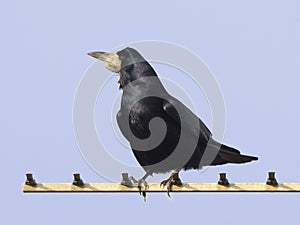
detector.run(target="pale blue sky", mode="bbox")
[1,1,300,224]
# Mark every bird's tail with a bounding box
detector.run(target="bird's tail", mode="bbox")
[209,141,258,165]
[219,144,258,163]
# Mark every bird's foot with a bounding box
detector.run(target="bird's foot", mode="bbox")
[160,172,182,197]
[138,179,149,202]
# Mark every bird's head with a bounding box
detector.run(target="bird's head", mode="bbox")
[88,47,157,89]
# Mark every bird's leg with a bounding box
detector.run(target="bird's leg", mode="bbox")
[137,172,151,201]
[160,170,182,197]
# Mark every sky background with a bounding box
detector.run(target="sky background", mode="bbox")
[1,0,300,224]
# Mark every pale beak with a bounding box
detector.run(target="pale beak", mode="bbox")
[88,51,121,73]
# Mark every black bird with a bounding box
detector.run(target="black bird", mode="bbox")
[88,47,258,194]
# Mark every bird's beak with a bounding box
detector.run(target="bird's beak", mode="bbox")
[88,51,121,73]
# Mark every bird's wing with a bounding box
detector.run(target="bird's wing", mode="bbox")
[162,97,211,143]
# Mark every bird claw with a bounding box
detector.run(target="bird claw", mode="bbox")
[160,173,182,198]
[160,178,173,197]
[138,179,149,201]
[138,179,149,192]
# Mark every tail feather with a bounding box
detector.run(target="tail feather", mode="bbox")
[219,144,258,164]
[208,140,258,165]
